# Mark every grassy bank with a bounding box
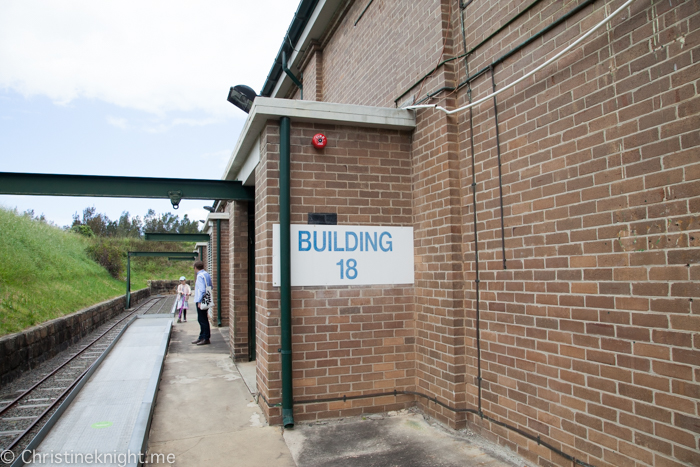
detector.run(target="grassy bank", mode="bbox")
[0,208,195,336]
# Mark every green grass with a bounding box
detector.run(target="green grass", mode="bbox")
[129,258,197,290]
[0,208,195,336]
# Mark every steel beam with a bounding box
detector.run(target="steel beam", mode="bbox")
[144,233,211,242]
[125,251,197,307]
[0,172,253,202]
[128,251,196,258]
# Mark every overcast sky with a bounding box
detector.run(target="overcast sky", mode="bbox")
[0,0,298,227]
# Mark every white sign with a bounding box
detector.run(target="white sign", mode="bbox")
[273,224,414,287]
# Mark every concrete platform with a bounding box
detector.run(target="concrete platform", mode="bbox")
[21,291,530,466]
[145,318,295,467]
[145,317,529,467]
[27,316,172,466]
[284,412,525,467]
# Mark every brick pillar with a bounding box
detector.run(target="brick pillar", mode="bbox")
[210,218,230,327]
[229,200,251,361]
[255,123,282,424]
[410,0,468,430]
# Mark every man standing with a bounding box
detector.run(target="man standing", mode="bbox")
[192,261,213,345]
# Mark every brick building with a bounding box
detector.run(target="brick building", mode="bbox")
[208,0,699,466]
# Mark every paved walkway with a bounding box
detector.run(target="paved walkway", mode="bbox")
[146,313,530,467]
[146,318,295,467]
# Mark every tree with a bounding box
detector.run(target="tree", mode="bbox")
[70,206,201,237]
[23,209,49,224]
[113,212,142,238]
[143,209,201,234]
[72,207,110,237]
[177,214,201,234]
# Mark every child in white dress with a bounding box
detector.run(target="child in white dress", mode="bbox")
[176,276,191,323]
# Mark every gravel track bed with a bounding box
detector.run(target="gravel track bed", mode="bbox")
[142,295,175,315]
[0,297,165,460]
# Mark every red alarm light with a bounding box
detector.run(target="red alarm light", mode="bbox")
[312,133,327,149]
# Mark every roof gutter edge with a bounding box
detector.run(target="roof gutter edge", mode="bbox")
[260,0,320,97]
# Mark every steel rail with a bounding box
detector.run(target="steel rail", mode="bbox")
[0,297,160,419]
[4,364,92,453]
[1,297,163,455]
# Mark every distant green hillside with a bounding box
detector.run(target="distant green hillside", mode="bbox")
[0,207,196,336]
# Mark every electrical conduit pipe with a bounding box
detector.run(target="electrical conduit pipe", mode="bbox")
[405,0,635,115]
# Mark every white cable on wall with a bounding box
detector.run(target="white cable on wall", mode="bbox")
[404,0,636,114]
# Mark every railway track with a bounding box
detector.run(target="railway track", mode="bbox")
[143,294,177,315]
[0,296,168,463]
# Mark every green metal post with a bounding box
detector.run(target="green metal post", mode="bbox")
[280,116,294,428]
[217,219,222,327]
[126,254,131,309]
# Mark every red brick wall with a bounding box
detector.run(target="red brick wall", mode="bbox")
[227,201,251,361]
[409,0,474,431]
[255,123,283,424]
[283,0,700,465]
[254,121,416,424]
[319,0,449,107]
[209,218,230,327]
[446,0,699,465]
[297,43,323,101]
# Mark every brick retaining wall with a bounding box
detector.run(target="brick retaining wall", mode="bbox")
[148,280,193,295]
[0,288,150,386]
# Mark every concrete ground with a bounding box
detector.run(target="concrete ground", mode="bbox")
[146,317,295,467]
[284,412,526,467]
[148,313,528,467]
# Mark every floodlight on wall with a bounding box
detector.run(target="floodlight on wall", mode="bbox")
[203,206,215,212]
[227,85,257,113]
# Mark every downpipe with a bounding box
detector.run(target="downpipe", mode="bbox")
[282,52,303,100]
[279,116,294,428]
[217,218,222,327]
